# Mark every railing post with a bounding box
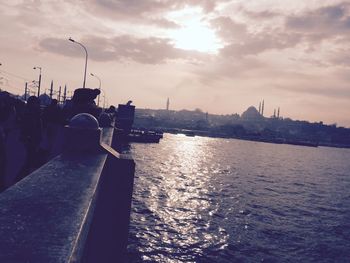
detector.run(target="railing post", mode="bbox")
[82,148,135,262]
[64,113,102,153]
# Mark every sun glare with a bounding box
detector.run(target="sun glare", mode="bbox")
[167,9,222,53]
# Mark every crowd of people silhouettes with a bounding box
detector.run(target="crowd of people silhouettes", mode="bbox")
[0,88,114,192]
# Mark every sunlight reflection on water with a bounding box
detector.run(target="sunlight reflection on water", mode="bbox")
[127,134,350,263]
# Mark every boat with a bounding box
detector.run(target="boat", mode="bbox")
[127,129,163,143]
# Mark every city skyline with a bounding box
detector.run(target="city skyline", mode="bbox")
[0,0,350,126]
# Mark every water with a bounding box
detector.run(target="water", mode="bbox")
[126,134,350,262]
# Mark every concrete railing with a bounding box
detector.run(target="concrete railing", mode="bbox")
[0,113,135,262]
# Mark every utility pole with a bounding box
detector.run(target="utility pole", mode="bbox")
[49,80,53,99]
[63,85,67,103]
[33,67,42,97]
[24,82,28,101]
[38,71,41,97]
[58,86,61,103]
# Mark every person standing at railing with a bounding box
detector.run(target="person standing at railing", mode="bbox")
[0,124,5,191]
[0,92,17,191]
[42,99,63,155]
[68,88,101,119]
[16,96,43,182]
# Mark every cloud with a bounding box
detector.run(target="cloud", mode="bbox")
[240,8,281,20]
[210,16,248,43]
[150,18,180,28]
[286,2,350,41]
[88,0,228,13]
[276,83,350,100]
[191,56,268,88]
[82,0,178,28]
[78,0,230,28]
[220,32,301,58]
[38,35,207,64]
[329,49,350,67]
[211,16,302,58]
[211,3,350,64]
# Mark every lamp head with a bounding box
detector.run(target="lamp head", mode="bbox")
[69,37,75,42]
[90,73,94,76]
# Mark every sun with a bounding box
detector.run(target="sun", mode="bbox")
[166,8,222,53]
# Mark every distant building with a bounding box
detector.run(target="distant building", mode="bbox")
[241,106,263,120]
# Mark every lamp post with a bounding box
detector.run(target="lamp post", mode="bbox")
[90,73,101,107]
[33,66,42,97]
[69,37,88,89]
[101,88,107,109]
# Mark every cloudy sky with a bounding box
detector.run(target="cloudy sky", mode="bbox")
[0,0,350,126]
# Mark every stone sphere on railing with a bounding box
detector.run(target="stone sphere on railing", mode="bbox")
[69,113,99,129]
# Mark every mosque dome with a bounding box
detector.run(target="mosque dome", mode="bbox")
[241,106,262,120]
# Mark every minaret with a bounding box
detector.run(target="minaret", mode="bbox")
[166,97,170,111]
[258,102,261,114]
[261,100,265,116]
[273,109,276,118]
[277,107,280,118]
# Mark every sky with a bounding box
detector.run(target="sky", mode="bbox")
[0,0,350,127]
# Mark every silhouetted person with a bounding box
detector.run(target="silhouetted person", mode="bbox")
[43,99,62,126]
[42,99,63,154]
[105,105,116,119]
[0,92,16,138]
[0,131,5,191]
[16,96,43,182]
[0,92,16,190]
[62,99,73,124]
[13,98,25,123]
[67,88,101,119]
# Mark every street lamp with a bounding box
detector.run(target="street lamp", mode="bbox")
[100,88,107,109]
[33,66,42,97]
[69,37,88,89]
[90,72,101,107]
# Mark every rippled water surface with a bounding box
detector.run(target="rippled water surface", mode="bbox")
[126,134,350,262]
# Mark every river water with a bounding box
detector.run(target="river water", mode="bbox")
[126,134,350,262]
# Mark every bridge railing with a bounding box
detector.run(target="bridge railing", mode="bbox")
[0,113,135,263]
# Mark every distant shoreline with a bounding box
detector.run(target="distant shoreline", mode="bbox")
[162,130,350,149]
